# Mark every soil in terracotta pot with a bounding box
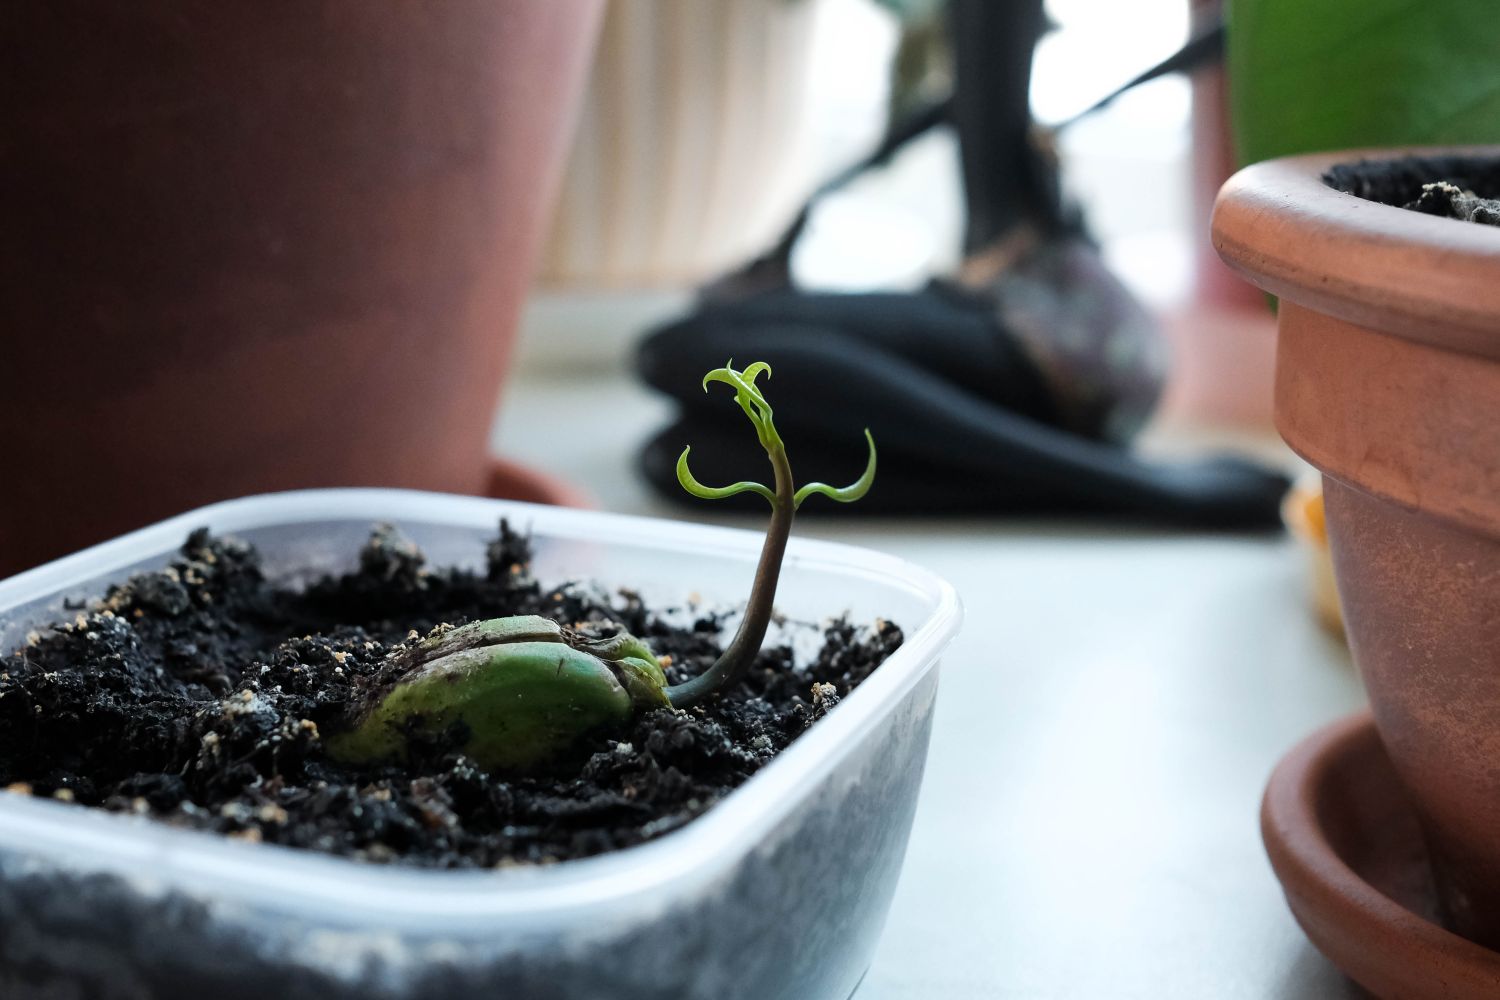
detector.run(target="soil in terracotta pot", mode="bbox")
[1324,154,1500,226]
[0,525,901,868]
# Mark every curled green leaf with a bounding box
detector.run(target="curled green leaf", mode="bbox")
[676,446,776,505]
[793,430,877,509]
[703,361,779,453]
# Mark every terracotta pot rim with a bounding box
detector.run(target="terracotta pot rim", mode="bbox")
[1212,145,1500,360]
[1262,711,1500,996]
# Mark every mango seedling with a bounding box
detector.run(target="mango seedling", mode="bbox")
[329,362,875,773]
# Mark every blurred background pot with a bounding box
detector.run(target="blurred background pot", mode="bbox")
[1214,148,1500,947]
[1,0,602,577]
[1154,0,1278,428]
[538,0,822,290]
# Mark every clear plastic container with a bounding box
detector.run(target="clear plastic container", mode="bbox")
[0,490,961,1000]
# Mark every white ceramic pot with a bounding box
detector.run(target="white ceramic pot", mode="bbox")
[540,0,823,289]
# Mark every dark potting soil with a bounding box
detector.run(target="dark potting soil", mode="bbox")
[0,524,901,868]
[1325,154,1500,227]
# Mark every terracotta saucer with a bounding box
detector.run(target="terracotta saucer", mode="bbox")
[486,456,592,509]
[1263,711,1500,999]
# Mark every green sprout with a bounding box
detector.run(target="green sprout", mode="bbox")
[668,361,876,706]
[328,361,875,773]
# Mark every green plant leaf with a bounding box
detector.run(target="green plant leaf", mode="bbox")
[702,362,780,453]
[675,446,776,505]
[793,430,878,510]
[1229,0,1500,166]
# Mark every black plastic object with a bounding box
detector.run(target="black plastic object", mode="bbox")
[635,0,1288,529]
[636,295,1291,528]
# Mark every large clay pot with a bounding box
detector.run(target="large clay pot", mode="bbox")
[1,1,602,576]
[1213,148,1500,947]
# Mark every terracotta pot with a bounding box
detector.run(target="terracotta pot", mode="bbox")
[0,1,602,577]
[1213,148,1500,947]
